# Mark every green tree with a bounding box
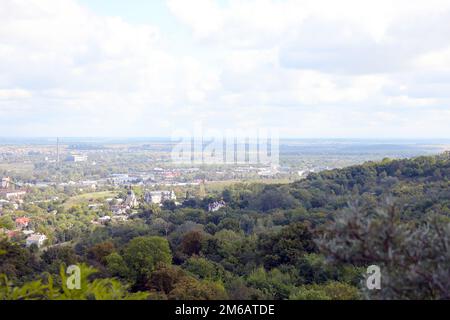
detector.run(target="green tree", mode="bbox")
[87,241,115,264]
[0,216,14,230]
[0,264,148,300]
[247,267,296,300]
[123,236,172,283]
[41,246,79,274]
[147,264,186,295]
[180,231,204,257]
[290,282,360,300]
[183,257,225,281]
[105,252,129,278]
[168,276,228,300]
[0,239,41,283]
[258,222,316,268]
[318,203,450,299]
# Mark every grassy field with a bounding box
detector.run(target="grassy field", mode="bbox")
[63,191,117,209]
[205,178,291,193]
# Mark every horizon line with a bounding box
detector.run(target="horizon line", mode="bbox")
[0,136,450,141]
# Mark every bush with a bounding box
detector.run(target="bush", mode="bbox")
[290,282,360,300]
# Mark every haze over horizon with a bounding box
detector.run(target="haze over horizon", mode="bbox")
[1,0,450,138]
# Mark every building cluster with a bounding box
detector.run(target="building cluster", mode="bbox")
[108,173,148,185]
[0,177,27,212]
[58,180,98,191]
[66,153,88,162]
[144,190,176,205]
[110,190,139,216]
[0,215,48,248]
[93,189,140,225]
[107,168,202,187]
[92,189,178,226]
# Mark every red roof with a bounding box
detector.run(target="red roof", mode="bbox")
[15,217,30,225]
[7,230,20,238]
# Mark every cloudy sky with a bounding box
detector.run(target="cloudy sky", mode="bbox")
[1,0,450,138]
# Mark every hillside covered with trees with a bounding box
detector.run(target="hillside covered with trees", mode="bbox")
[1,152,450,300]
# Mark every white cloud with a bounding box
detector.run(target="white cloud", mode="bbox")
[0,0,449,138]
[166,0,450,137]
[0,89,32,100]
[0,0,223,136]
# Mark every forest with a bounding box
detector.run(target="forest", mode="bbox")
[1,152,450,300]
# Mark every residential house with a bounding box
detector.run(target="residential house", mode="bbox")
[26,233,47,248]
[111,205,126,215]
[208,200,226,212]
[125,190,138,208]
[15,217,30,229]
[98,216,111,224]
[1,177,11,189]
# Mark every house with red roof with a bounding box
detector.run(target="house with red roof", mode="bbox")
[15,217,30,229]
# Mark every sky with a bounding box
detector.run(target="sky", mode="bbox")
[1,0,450,138]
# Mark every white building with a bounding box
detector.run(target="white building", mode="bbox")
[67,154,88,162]
[125,190,138,208]
[80,180,97,190]
[26,233,47,248]
[98,216,111,224]
[1,177,11,189]
[0,190,26,200]
[208,200,226,212]
[111,205,126,215]
[109,174,135,185]
[23,230,35,236]
[144,190,176,205]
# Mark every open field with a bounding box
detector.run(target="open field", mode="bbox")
[205,178,291,193]
[63,191,117,209]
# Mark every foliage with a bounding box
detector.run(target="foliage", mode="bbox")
[87,241,115,264]
[258,222,317,268]
[2,153,450,300]
[290,282,360,300]
[318,203,450,299]
[180,231,204,256]
[183,256,226,281]
[0,239,41,283]
[0,264,148,300]
[105,252,129,278]
[122,236,172,284]
[167,277,228,300]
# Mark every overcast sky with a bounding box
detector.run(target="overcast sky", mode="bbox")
[1,0,450,138]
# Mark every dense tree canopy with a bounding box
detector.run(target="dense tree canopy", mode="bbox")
[1,152,450,300]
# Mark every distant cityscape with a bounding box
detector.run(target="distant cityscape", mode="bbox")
[1,137,449,250]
